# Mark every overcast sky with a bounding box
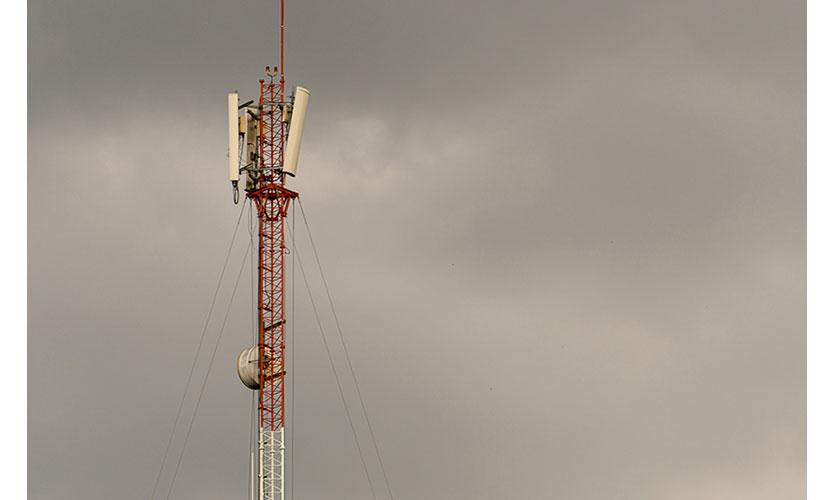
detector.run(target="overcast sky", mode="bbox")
[28,1,805,499]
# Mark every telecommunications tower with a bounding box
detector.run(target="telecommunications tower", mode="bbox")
[226,2,309,499]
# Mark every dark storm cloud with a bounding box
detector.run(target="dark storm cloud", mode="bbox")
[29,1,804,499]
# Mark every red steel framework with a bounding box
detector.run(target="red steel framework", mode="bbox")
[248,73,296,434]
[240,4,295,498]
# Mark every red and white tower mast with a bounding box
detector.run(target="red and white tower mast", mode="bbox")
[228,3,310,499]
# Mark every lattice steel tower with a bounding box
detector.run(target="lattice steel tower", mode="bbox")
[227,2,310,499]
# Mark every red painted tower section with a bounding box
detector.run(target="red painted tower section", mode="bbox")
[250,74,296,435]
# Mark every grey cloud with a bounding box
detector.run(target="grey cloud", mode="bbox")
[29,0,804,499]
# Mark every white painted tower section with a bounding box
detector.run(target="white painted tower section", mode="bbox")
[259,428,285,500]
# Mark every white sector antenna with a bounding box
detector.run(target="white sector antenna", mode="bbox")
[228,92,240,183]
[283,86,310,177]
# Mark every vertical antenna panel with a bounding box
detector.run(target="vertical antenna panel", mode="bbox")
[228,92,240,182]
[283,86,310,177]
[244,110,261,191]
